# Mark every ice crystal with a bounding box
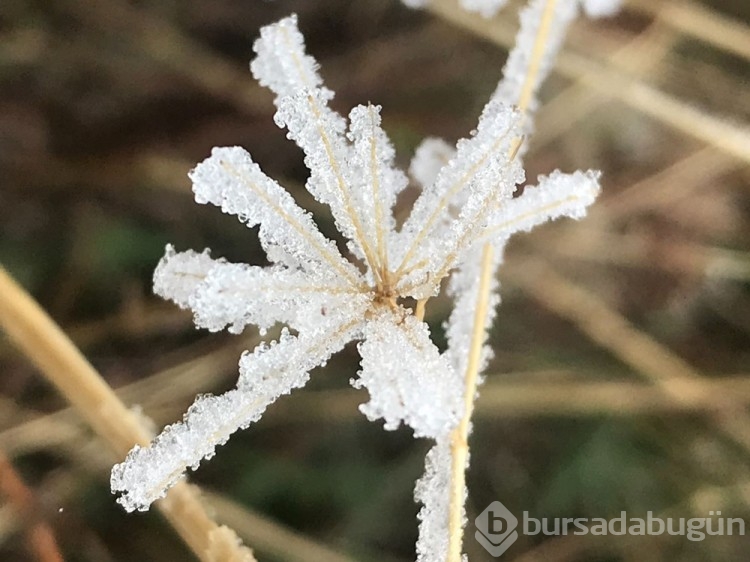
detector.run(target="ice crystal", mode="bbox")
[111,13,600,514]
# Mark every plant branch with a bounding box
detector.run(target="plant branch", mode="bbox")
[0,266,255,562]
[427,0,750,163]
[447,243,495,562]
[445,1,558,559]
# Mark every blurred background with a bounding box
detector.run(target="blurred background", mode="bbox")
[1,0,749,560]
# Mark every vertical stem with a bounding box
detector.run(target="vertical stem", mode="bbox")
[517,0,559,114]
[445,1,559,560]
[0,266,255,562]
[446,244,494,562]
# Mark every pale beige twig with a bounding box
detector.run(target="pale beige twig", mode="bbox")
[508,259,750,454]
[540,227,750,281]
[445,1,559,558]
[0,266,255,562]
[0,450,64,562]
[0,401,355,562]
[204,491,355,562]
[11,372,750,458]
[598,148,734,220]
[447,244,495,562]
[533,14,674,147]
[627,0,750,62]
[0,342,247,456]
[427,0,750,163]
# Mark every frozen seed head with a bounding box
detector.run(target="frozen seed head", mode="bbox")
[112,11,602,513]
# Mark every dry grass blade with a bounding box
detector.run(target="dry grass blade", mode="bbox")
[0,342,246,456]
[0,401,354,562]
[426,0,750,163]
[0,451,64,562]
[272,375,750,421]
[448,243,495,562]
[628,0,750,62]
[0,267,255,562]
[477,374,750,418]
[533,17,674,147]
[508,259,750,454]
[11,370,750,460]
[598,148,735,219]
[204,491,355,562]
[59,0,267,115]
[541,228,750,281]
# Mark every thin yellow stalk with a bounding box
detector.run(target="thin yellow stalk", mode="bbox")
[447,243,495,562]
[0,266,255,562]
[427,0,750,163]
[445,1,558,559]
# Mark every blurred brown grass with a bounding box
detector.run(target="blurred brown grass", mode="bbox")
[0,0,749,560]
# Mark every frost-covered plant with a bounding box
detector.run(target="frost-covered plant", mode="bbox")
[412,1,619,560]
[404,0,621,19]
[111,11,599,555]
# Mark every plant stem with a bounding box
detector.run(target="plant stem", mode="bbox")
[446,243,494,562]
[445,1,558,560]
[0,266,255,562]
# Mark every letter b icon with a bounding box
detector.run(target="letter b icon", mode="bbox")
[475,501,519,557]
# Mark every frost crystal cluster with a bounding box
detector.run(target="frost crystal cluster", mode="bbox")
[110,12,600,517]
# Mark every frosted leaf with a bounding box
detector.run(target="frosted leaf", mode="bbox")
[192,263,364,335]
[396,101,524,298]
[111,317,363,512]
[347,104,409,274]
[492,0,579,146]
[190,146,360,285]
[274,89,379,270]
[251,16,382,273]
[250,14,324,100]
[459,0,509,18]
[153,244,218,308]
[112,389,269,512]
[481,169,601,243]
[354,310,462,438]
[153,245,348,334]
[581,0,622,18]
[409,138,456,191]
[415,437,457,562]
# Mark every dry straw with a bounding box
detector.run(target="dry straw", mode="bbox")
[0,267,255,562]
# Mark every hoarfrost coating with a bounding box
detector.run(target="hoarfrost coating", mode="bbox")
[111,14,600,513]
